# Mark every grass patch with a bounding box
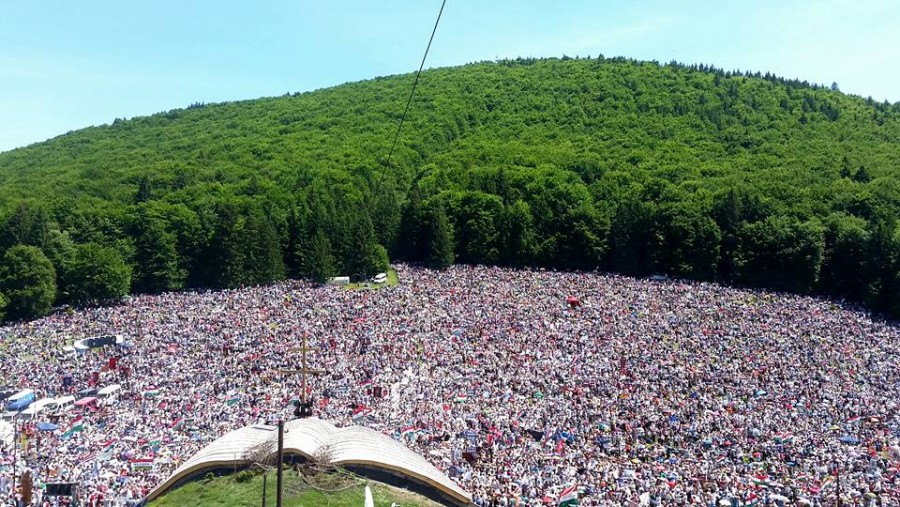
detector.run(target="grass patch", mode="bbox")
[346,267,399,290]
[150,467,441,507]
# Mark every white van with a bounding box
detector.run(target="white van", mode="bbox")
[47,395,76,414]
[372,272,388,284]
[19,398,55,420]
[97,384,122,404]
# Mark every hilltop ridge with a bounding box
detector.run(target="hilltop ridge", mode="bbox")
[0,56,897,319]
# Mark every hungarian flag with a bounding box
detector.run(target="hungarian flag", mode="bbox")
[62,416,85,439]
[142,388,160,397]
[752,476,772,488]
[773,433,794,444]
[452,393,468,403]
[351,405,371,423]
[744,491,759,506]
[557,485,579,506]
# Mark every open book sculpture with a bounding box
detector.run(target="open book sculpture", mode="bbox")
[146,417,471,506]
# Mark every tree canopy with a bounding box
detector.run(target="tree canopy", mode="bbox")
[0,56,897,319]
[0,245,57,320]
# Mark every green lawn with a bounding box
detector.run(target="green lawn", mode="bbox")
[346,267,399,290]
[150,468,440,507]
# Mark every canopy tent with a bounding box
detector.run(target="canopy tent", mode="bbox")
[37,422,59,432]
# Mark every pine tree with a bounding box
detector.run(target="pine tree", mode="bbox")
[398,184,426,262]
[132,216,186,293]
[427,202,454,269]
[244,210,285,285]
[303,228,336,283]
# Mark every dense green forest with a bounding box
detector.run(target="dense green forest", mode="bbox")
[0,56,898,321]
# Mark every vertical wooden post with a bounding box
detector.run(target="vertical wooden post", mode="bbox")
[276,419,284,507]
[261,472,267,507]
[301,333,308,405]
[836,463,842,507]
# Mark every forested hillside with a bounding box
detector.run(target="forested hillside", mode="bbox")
[0,56,898,320]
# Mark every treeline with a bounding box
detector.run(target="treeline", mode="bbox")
[0,57,897,321]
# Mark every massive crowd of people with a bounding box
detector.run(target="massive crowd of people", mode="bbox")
[0,265,898,506]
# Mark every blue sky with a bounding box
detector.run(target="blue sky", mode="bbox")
[1,0,898,152]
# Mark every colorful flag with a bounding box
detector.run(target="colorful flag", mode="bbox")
[773,433,794,444]
[352,406,371,423]
[752,476,772,488]
[62,416,85,439]
[555,439,565,454]
[558,485,579,506]
[744,491,759,506]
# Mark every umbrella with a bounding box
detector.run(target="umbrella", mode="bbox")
[37,422,59,432]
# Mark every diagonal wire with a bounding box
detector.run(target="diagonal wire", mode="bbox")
[385,0,447,168]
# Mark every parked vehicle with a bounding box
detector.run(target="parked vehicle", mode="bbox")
[5,389,36,411]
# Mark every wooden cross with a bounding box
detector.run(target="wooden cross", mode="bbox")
[279,332,326,410]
